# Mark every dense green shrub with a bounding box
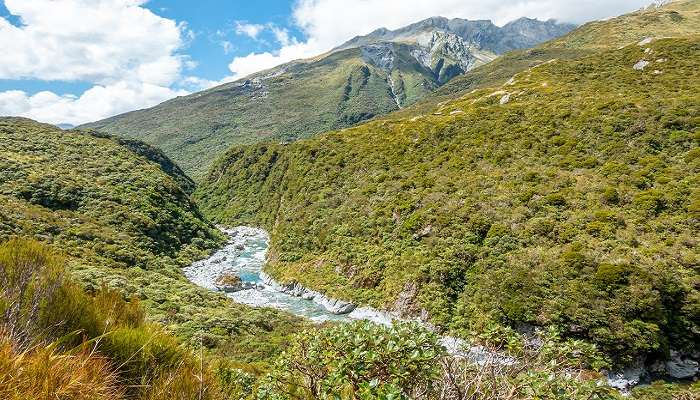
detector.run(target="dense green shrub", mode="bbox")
[258,321,444,399]
[0,118,306,367]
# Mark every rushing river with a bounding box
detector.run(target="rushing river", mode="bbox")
[183,226,394,324]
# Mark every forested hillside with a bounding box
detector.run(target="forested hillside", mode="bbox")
[0,118,304,366]
[80,17,573,180]
[198,34,700,366]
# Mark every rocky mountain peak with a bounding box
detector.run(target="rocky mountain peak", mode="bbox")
[335,16,575,55]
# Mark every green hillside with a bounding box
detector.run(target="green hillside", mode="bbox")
[0,118,304,364]
[197,34,700,366]
[392,0,700,119]
[80,46,435,180]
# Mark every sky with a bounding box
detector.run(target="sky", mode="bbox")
[0,0,657,126]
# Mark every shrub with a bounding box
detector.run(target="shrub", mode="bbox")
[259,321,445,399]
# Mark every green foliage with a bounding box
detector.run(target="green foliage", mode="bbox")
[258,321,445,399]
[0,238,179,397]
[257,322,625,400]
[631,381,700,400]
[80,46,439,180]
[198,37,700,366]
[0,118,306,368]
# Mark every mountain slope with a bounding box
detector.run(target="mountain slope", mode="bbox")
[391,0,700,119]
[0,118,304,363]
[80,17,574,180]
[197,32,700,367]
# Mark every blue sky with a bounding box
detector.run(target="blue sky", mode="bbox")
[0,0,302,95]
[0,0,652,125]
[140,0,304,86]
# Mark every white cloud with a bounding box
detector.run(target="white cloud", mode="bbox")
[222,40,234,54]
[0,0,190,124]
[0,0,184,85]
[270,26,294,47]
[0,83,188,126]
[234,21,266,39]
[0,0,659,123]
[227,0,652,80]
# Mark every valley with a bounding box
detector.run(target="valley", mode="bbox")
[80,17,574,180]
[1,1,699,399]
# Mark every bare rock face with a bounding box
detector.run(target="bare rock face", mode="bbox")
[665,350,699,379]
[393,281,420,316]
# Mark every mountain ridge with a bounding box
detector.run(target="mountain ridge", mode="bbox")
[335,16,575,54]
[80,16,574,180]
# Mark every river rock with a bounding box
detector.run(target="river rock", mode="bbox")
[606,358,646,392]
[215,273,246,293]
[259,272,356,314]
[312,293,356,315]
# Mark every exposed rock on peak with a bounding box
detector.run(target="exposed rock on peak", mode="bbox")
[335,16,575,55]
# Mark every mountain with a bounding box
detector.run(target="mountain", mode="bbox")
[196,0,700,369]
[391,0,700,118]
[80,17,574,180]
[336,16,574,54]
[0,117,304,365]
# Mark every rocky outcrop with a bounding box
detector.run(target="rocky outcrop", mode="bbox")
[606,350,700,391]
[336,16,575,56]
[260,272,356,315]
[664,350,699,379]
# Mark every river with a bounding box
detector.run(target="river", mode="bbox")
[183,226,396,325]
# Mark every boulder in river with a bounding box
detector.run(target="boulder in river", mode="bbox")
[215,273,246,293]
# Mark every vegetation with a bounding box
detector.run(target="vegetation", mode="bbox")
[78,46,438,180]
[198,36,700,367]
[79,19,571,180]
[390,0,700,121]
[0,238,209,399]
[0,240,620,400]
[0,117,306,367]
[255,321,629,400]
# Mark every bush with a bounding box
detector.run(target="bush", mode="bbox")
[0,238,226,400]
[259,321,445,399]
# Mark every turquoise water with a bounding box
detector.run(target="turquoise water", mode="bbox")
[183,227,351,323]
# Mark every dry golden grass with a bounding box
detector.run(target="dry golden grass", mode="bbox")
[0,335,123,400]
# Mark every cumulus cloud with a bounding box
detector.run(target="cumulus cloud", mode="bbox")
[234,21,266,39]
[0,0,184,84]
[227,0,652,79]
[0,83,188,126]
[0,0,189,124]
